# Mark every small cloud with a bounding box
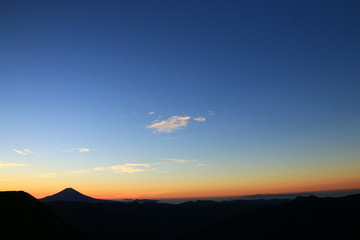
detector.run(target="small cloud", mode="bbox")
[93,163,151,174]
[208,111,215,115]
[111,163,151,173]
[65,148,91,153]
[148,112,155,115]
[13,149,27,155]
[196,163,206,167]
[163,158,192,164]
[13,149,35,155]
[79,148,90,153]
[147,116,191,133]
[93,167,107,171]
[44,157,203,177]
[194,117,206,122]
[0,161,26,169]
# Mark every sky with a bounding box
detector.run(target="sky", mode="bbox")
[1,0,360,199]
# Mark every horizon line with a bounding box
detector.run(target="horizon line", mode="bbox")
[106,187,360,201]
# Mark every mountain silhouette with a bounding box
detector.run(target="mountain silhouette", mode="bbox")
[0,191,82,239]
[40,188,111,203]
[44,193,360,240]
[196,193,360,240]
[45,197,289,240]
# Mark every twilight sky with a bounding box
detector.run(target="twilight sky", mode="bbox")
[1,0,360,199]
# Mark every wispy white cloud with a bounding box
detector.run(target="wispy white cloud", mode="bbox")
[78,148,90,152]
[93,158,196,174]
[111,164,151,173]
[163,158,192,164]
[161,158,206,167]
[64,147,91,153]
[13,149,26,155]
[0,161,26,169]
[93,167,107,171]
[41,157,200,177]
[148,112,155,115]
[147,116,191,133]
[194,117,206,122]
[146,113,210,133]
[94,163,151,173]
[13,149,35,155]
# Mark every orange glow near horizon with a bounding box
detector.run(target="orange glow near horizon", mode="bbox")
[2,158,360,200]
[28,177,360,200]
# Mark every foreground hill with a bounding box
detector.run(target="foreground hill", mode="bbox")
[0,191,82,240]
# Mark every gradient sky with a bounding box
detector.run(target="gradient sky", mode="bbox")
[1,0,360,199]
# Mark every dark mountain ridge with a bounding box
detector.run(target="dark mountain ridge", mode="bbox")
[44,193,360,240]
[44,196,290,240]
[198,193,360,240]
[3,189,359,240]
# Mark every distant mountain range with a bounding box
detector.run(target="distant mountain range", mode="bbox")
[198,193,360,240]
[40,188,112,203]
[44,192,360,240]
[40,187,360,204]
[2,189,360,240]
[159,188,360,203]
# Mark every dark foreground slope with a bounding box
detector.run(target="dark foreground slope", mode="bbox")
[0,191,82,240]
[45,198,288,240]
[44,194,360,240]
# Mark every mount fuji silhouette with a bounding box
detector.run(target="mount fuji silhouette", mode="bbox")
[40,188,112,203]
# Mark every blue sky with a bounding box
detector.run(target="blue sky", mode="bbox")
[1,0,360,198]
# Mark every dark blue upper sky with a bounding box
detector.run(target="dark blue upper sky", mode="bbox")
[1,0,360,197]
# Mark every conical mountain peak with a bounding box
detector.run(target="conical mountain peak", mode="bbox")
[40,188,111,203]
[60,188,80,194]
